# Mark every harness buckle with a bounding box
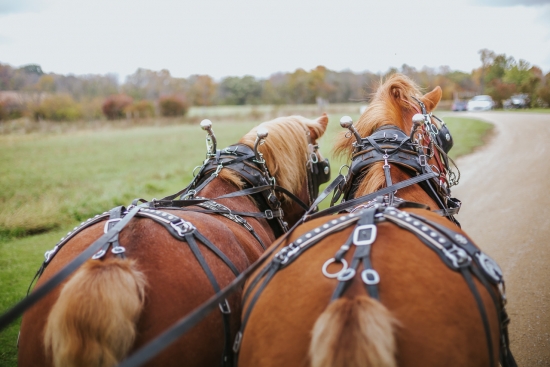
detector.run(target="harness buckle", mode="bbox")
[233,331,243,353]
[219,299,231,314]
[111,246,126,254]
[353,224,377,246]
[91,249,106,260]
[265,210,274,220]
[361,269,380,285]
[170,219,195,236]
[418,155,427,166]
[104,218,122,233]
[337,267,356,281]
[443,244,470,268]
[181,190,196,200]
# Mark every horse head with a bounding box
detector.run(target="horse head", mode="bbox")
[333,74,450,212]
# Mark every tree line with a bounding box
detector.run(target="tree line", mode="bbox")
[0,49,549,121]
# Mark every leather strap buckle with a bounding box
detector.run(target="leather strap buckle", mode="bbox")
[353,224,377,246]
[219,299,231,314]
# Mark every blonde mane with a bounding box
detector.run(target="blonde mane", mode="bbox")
[236,115,326,202]
[333,74,437,197]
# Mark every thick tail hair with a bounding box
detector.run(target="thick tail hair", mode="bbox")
[309,296,398,367]
[44,258,147,367]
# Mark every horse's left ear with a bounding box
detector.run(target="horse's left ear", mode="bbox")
[421,86,442,112]
[308,113,329,140]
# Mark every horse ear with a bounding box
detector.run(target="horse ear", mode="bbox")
[421,86,442,112]
[308,113,329,140]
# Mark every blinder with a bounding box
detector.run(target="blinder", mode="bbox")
[307,142,330,201]
[436,122,454,154]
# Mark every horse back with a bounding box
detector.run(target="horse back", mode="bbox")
[240,209,499,367]
[19,209,267,367]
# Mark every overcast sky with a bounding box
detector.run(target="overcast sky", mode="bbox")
[0,0,549,81]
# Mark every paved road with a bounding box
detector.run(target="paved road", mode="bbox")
[449,112,550,366]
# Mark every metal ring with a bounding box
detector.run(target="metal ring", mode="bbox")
[322,258,348,279]
[338,164,350,176]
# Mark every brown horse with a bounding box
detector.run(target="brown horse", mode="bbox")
[17,114,329,367]
[238,75,510,367]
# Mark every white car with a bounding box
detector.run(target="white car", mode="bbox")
[467,95,494,111]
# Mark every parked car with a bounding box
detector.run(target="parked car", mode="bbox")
[451,100,468,111]
[467,95,494,111]
[503,94,530,109]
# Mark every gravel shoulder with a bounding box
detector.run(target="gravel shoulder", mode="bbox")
[450,112,550,366]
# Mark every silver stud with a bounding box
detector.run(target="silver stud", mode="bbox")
[405,217,412,222]
[331,220,338,224]
[413,221,420,226]
[314,228,321,233]
[323,224,329,228]
[438,238,446,243]
[397,214,404,218]
[421,226,428,231]
[305,233,312,238]
[297,239,303,244]
[430,232,437,237]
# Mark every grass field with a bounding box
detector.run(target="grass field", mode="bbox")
[0,106,492,365]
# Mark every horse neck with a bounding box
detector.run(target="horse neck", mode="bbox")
[279,180,309,228]
[356,162,439,209]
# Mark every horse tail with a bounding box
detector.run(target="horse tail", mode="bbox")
[44,258,147,367]
[309,296,398,367]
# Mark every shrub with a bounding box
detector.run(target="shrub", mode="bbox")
[102,94,133,120]
[80,97,104,120]
[127,100,155,118]
[0,94,25,121]
[33,94,82,122]
[159,95,188,117]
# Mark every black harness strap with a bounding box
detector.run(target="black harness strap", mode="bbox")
[306,172,437,220]
[461,268,495,367]
[185,233,233,367]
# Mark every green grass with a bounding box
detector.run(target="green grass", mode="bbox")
[0,107,491,365]
[440,116,494,159]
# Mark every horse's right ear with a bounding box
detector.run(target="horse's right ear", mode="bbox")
[308,112,328,140]
[421,86,442,112]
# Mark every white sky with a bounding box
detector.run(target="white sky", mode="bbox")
[0,0,549,80]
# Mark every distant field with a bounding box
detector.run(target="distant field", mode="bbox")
[0,106,491,366]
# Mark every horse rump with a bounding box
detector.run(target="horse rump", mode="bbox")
[44,258,147,367]
[309,295,398,367]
